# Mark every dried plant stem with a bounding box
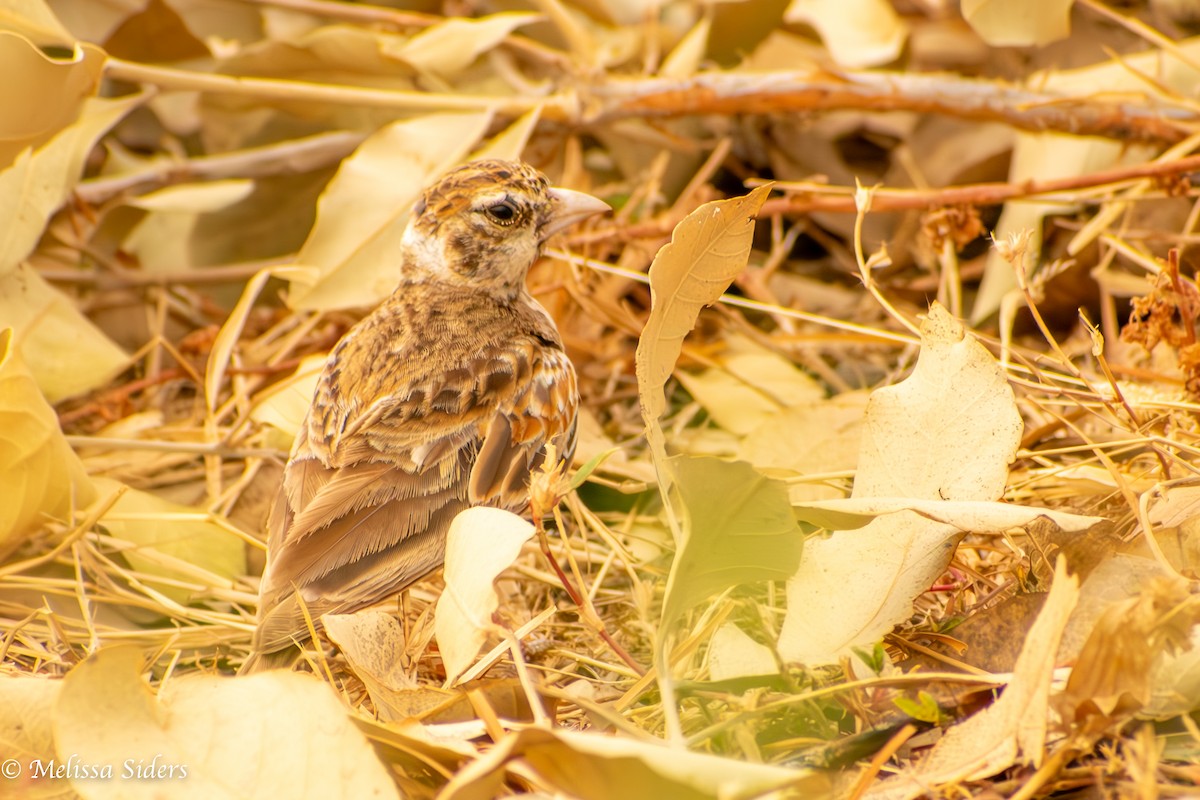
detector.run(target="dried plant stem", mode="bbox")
[75,132,366,205]
[104,59,552,116]
[103,59,1197,143]
[852,183,920,337]
[759,153,1200,214]
[587,71,1197,142]
[537,510,645,676]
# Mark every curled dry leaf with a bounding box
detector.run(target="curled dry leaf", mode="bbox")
[0,31,106,167]
[635,183,772,471]
[1061,571,1200,721]
[779,303,1024,665]
[434,506,536,686]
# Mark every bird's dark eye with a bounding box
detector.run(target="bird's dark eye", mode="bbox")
[485,201,518,225]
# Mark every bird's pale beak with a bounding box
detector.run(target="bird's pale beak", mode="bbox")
[543,187,610,241]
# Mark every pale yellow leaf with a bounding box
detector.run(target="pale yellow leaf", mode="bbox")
[205,267,277,412]
[53,647,399,800]
[0,265,128,401]
[490,727,832,800]
[961,0,1073,47]
[779,303,1023,664]
[739,392,867,502]
[790,497,1101,533]
[434,507,536,685]
[0,92,141,276]
[323,610,422,722]
[125,180,255,212]
[41,0,147,44]
[708,623,777,682]
[635,184,772,472]
[122,180,257,272]
[389,12,539,80]
[0,672,63,798]
[468,107,541,163]
[287,112,493,311]
[0,32,105,168]
[249,353,326,440]
[677,334,824,436]
[0,0,74,47]
[785,0,907,67]
[0,327,95,555]
[659,15,710,78]
[88,477,246,605]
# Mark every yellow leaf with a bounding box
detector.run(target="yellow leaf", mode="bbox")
[0,327,95,554]
[440,726,831,800]
[779,303,1023,664]
[961,0,1073,47]
[0,0,74,48]
[0,265,128,401]
[0,673,61,798]
[0,32,105,168]
[634,184,772,471]
[0,92,141,276]
[785,0,907,67]
[434,507,536,685]
[53,647,399,799]
[389,13,540,80]
[89,477,246,605]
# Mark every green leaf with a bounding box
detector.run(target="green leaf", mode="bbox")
[893,691,947,725]
[659,455,803,633]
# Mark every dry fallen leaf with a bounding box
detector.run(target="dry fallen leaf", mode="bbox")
[87,477,246,606]
[434,507,537,686]
[388,12,540,81]
[0,674,61,799]
[53,647,399,800]
[779,303,1024,664]
[635,183,773,471]
[707,622,777,682]
[0,31,106,168]
[785,0,907,67]
[0,327,95,556]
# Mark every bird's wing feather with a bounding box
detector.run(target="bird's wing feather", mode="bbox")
[254,325,577,653]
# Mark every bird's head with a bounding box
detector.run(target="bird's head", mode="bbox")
[400,159,609,298]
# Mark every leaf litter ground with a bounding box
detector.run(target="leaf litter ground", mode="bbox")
[4,1,1200,798]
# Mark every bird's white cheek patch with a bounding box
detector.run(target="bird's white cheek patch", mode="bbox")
[401,224,448,277]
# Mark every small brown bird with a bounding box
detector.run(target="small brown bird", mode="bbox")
[242,160,608,672]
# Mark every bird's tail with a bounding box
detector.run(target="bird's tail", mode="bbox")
[237,644,302,675]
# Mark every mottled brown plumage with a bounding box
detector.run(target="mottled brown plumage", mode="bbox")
[242,160,608,671]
